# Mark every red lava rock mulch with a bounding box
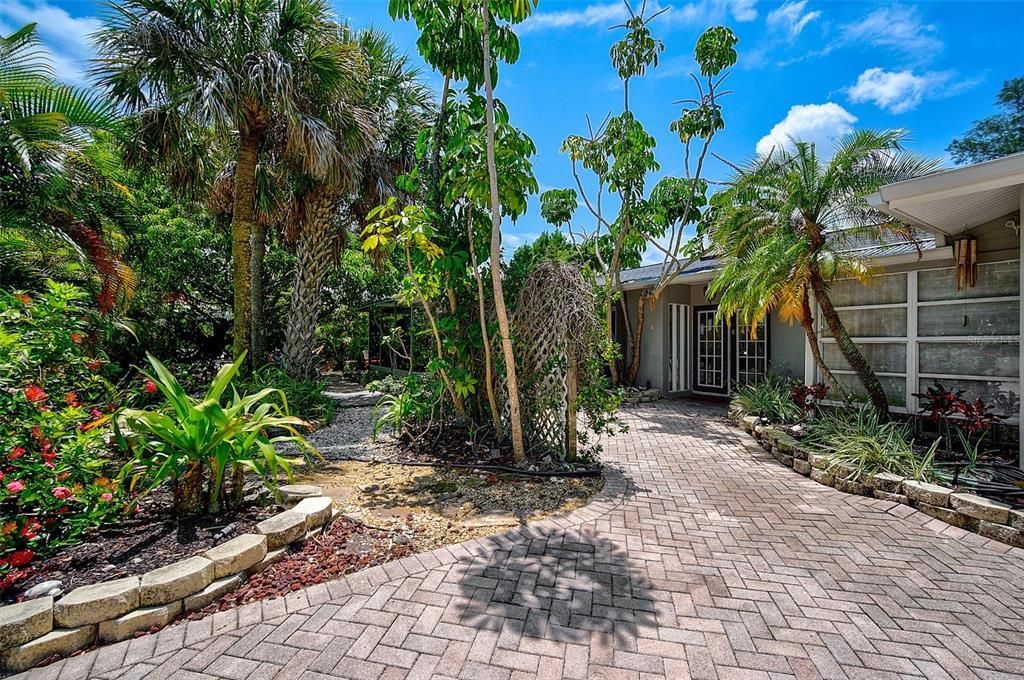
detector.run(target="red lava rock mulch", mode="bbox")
[186,515,413,617]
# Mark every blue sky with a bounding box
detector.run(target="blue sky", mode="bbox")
[3,0,1021,257]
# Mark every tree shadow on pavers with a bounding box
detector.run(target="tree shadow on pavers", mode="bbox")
[453,523,662,665]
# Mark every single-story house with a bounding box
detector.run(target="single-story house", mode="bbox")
[615,152,1023,446]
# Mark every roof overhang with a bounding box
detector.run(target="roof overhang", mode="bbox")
[867,153,1024,236]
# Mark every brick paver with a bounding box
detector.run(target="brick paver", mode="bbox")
[15,400,1024,679]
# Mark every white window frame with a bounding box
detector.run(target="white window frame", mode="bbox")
[812,260,1020,414]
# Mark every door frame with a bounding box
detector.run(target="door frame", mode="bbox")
[730,317,770,388]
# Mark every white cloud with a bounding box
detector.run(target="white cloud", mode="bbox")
[847,67,982,114]
[766,1,820,40]
[841,5,942,59]
[755,102,857,157]
[521,0,757,33]
[519,2,628,32]
[0,0,100,84]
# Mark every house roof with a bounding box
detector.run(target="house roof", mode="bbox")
[867,153,1024,236]
[618,237,938,290]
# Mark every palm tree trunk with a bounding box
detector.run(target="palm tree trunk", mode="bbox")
[231,131,259,364]
[809,268,889,415]
[467,209,502,435]
[250,219,267,364]
[799,290,839,391]
[283,188,338,379]
[481,0,526,462]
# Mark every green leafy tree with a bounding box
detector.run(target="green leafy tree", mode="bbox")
[948,77,1024,164]
[94,0,353,364]
[541,5,737,385]
[282,28,433,379]
[708,130,940,415]
[0,24,132,310]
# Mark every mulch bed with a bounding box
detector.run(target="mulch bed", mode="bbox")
[6,490,270,603]
[186,515,412,616]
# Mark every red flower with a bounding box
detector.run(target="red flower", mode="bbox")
[23,385,47,405]
[64,391,79,407]
[1,522,15,535]
[144,380,158,395]
[14,294,31,305]
[70,332,84,344]
[51,486,72,500]
[31,426,43,441]
[87,359,102,372]
[8,549,34,567]
[8,447,25,460]
[5,481,24,494]
[90,408,103,419]
[20,521,40,539]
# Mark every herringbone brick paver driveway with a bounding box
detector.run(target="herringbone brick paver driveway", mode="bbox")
[15,401,1024,680]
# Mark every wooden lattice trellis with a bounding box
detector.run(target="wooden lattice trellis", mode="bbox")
[504,262,600,459]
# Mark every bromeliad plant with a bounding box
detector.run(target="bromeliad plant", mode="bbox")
[117,352,314,517]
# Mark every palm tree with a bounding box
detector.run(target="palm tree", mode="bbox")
[281,28,432,379]
[0,24,130,308]
[93,0,349,363]
[708,129,940,415]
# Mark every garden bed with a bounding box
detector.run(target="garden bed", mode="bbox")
[5,490,272,603]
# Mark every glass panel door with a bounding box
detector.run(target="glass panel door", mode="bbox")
[694,308,726,392]
[735,319,767,386]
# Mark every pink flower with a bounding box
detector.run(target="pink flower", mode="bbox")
[90,408,103,419]
[100,493,113,502]
[51,486,72,500]
[144,380,157,395]
[5,481,24,494]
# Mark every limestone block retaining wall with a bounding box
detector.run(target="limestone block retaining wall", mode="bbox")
[0,495,335,674]
[730,411,1024,551]
[621,388,661,405]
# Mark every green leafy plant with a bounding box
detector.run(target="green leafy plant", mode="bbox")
[370,374,439,439]
[731,373,802,424]
[237,365,336,425]
[805,404,938,480]
[0,284,126,582]
[117,352,314,516]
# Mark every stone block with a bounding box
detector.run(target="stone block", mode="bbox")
[918,503,978,530]
[256,511,307,549]
[791,446,809,461]
[810,468,834,487]
[950,493,1011,524]
[53,576,139,628]
[279,484,322,506]
[1010,509,1024,531]
[204,534,267,578]
[249,547,288,574]
[873,491,910,505]
[808,453,829,470]
[98,601,182,643]
[183,574,244,613]
[0,625,95,673]
[0,597,52,650]
[834,478,871,496]
[778,454,794,468]
[740,415,758,433]
[866,472,904,494]
[140,556,214,607]
[978,521,1024,548]
[292,496,334,530]
[793,459,811,476]
[903,480,952,507]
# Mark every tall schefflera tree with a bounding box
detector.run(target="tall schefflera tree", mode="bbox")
[388,0,537,462]
[540,5,738,386]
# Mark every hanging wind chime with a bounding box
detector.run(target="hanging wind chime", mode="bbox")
[954,236,978,290]
[953,235,978,329]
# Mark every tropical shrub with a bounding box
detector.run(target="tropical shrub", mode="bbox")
[370,374,440,439]
[731,373,802,424]
[117,353,314,516]
[804,404,938,480]
[0,283,126,580]
[237,365,336,425]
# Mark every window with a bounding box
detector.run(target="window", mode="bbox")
[816,262,1020,416]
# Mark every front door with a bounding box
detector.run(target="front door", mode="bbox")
[694,306,727,394]
[734,318,768,387]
